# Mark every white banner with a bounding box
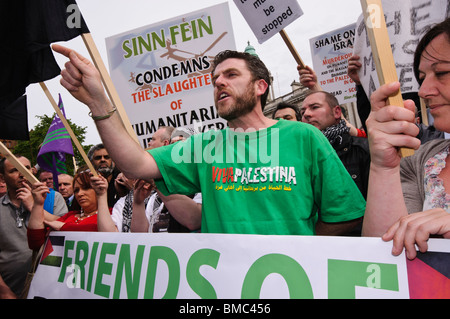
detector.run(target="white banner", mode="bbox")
[233,0,303,44]
[105,3,235,149]
[309,23,357,104]
[353,0,450,98]
[27,232,450,299]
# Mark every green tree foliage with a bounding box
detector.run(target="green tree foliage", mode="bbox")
[13,114,93,176]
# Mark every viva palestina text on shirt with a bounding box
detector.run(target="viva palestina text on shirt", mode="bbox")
[168,125,299,193]
[212,165,297,193]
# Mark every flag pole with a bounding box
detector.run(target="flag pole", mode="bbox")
[81,33,140,145]
[279,29,322,91]
[360,0,414,157]
[39,82,98,176]
[0,142,39,184]
[72,156,79,172]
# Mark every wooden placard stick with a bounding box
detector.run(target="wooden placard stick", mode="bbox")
[279,29,305,68]
[360,0,414,157]
[39,82,98,176]
[81,33,140,145]
[420,98,428,126]
[279,29,322,91]
[0,142,39,184]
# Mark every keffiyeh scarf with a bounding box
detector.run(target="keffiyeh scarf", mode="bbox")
[322,119,350,145]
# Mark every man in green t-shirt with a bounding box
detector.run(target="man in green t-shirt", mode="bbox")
[54,45,365,235]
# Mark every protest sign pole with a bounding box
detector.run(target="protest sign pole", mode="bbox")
[39,82,98,176]
[0,142,39,184]
[279,29,323,91]
[360,0,414,157]
[279,29,305,68]
[420,98,428,126]
[81,33,139,145]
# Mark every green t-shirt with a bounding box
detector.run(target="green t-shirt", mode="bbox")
[149,120,365,235]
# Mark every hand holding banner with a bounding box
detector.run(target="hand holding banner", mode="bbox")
[360,0,414,157]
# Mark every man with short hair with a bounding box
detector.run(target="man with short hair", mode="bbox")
[148,126,175,149]
[301,91,370,200]
[58,173,74,209]
[0,155,57,297]
[38,170,54,189]
[272,102,301,121]
[87,143,120,207]
[54,45,365,236]
[37,170,67,217]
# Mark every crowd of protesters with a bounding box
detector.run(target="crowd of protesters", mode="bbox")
[0,17,449,299]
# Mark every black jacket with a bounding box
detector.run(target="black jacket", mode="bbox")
[331,132,370,200]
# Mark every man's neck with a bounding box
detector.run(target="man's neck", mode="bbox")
[7,189,21,208]
[227,107,277,131]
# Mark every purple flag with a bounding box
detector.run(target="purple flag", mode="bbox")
[37,94,74,189]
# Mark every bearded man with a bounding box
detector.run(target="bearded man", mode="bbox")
[53,45,365,236]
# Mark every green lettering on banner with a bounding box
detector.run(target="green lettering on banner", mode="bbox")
[186,249,220,299]
[113,244,146,299]
[86,242,99,292]
[327,259,399,298]
[58,240,75,283]
[94,242,118,298]
[74,241,89,289]
[144,246,180,299]
[241,254,313,299]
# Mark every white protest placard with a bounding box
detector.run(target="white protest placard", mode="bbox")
[27,232,450,299]
[309,23,357,104]
[105,3,235,149]
[233,0,303,44]
[353,0,450,98]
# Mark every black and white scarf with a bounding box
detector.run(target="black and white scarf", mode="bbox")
[322,119,350,145]
[121,190,150,232]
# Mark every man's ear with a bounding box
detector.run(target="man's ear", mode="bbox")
[333,105,342,120]
[255,79,269,98]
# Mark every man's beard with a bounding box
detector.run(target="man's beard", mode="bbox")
[97,166,114,177]
[217,82,257,121]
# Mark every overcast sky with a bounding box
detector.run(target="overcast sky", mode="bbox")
[25,0,363,146]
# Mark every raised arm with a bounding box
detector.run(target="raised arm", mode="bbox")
[28,182,50,230]
[52,44,160,181]
[130,179,154,232]
[298,65,321,91]
[91,174,117,232]
[362,82,420,237]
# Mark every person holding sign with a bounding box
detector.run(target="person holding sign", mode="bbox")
[27,170,117,251]
[52,45,365,236]
[0,155,42,298]
[363,18,450,259]
[299,65,367,138]
[347,55,445,143]
[0,154,65,298]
